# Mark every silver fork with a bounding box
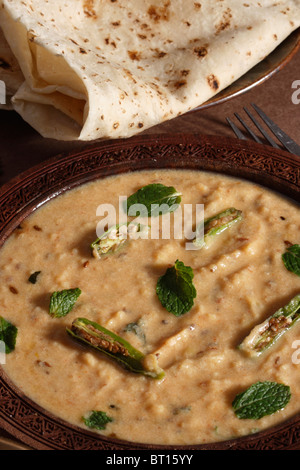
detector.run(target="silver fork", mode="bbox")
[226,103,300,157]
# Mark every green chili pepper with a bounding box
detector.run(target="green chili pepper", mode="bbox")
[239,293,300,357]
[91,223,148,259]
[193,207,243,249]
[66,317,165,379]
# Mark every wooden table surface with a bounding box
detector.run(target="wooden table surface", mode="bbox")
[0,47,299,451]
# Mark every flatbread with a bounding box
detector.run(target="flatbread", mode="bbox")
[0,28,23,109]
[0,0,299,141]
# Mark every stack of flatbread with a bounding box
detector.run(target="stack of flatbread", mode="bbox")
[0,0,299,141]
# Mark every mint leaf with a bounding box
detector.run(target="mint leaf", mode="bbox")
[232,381,291,420]
[282,244,300,276]
[49,288,81,318]
[0,317,18,353]
[126,183,181,217]
[156,260,197,316]
[124,320,146,345]
[83,410,113,430]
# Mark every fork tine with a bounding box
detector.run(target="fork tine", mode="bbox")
[251,103,300,156]
[226,117,247,141]
[233,112,264,144]
[243,107,281,149]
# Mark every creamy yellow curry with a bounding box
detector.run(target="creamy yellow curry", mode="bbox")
[0,169,300,445]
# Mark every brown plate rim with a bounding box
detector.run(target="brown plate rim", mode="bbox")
[0,133,299,450]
